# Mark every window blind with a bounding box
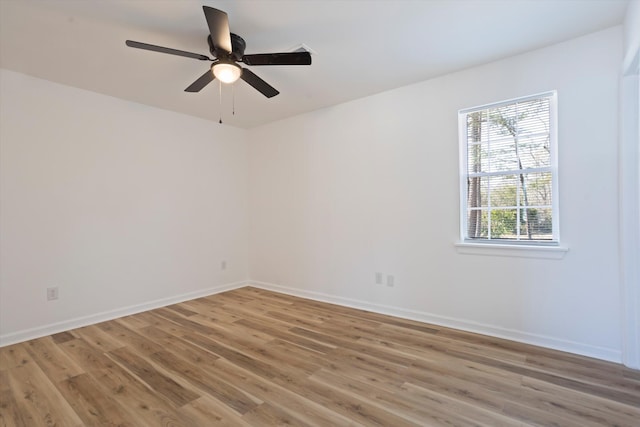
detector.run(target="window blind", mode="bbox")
[460,92,558,243]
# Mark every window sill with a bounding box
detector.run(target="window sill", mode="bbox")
[454,242,569,259]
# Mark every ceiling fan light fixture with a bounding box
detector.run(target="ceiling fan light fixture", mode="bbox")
[126,6,310,98]
[212,62,242,84]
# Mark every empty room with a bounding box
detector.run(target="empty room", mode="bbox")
[1,0,639,425]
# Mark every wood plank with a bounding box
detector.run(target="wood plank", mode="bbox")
[0,343,33,371]
[179,331,287,381]
[209,358,357,426]
[115,313,150,330]
[72,324,125,353]
[165,303,198,318]
[520,376,640,426]
[57,373,136,426]
[241,402,315,427]
[51,331,76,345]
[6,362,83,426]
[0,370,31,427]
[58,338,189,425]
[147,347,262,415]
[106,346,200,407]
[24,337,85,383]
[397,382,526,427]
[177,395,253,426]
[234,318,336,354]
[448,349,640,408]
[139,325,220,368]
[96,319,166,355]
[269,369,421,427]
[290,326,418,367]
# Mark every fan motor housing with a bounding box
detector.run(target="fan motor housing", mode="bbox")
[208,33,246,61]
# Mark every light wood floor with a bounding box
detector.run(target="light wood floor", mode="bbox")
[1,287,639,426]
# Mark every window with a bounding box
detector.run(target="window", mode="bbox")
[459,92,558,245]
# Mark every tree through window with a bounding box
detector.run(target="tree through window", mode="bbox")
[460,92,558,243]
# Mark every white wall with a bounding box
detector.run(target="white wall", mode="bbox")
[620,0,640,368]
[248,27,624,362]
[624,0,640,71]
[0,70,249,344]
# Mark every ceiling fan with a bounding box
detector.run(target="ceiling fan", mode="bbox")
[125,5,311,98]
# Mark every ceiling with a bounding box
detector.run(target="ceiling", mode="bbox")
[0,0,629,129]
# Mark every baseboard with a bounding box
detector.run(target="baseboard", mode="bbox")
[2,279,622,364]
[249,280,622,364]
[0,280,248,347]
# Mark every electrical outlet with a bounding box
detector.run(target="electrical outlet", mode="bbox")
[386,275,395,287]
[221,260,227,270]
[47,287,59,301]
[375,272,383,284]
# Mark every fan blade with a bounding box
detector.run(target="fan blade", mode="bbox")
[203,6,232,54]
[242,52,312,66]
[185,68,215,92]
[240,68,279,98]
[125,40,211,61]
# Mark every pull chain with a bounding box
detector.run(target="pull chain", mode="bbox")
[218,80,223,124]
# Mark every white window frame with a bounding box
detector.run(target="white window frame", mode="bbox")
[457,91,567,258]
